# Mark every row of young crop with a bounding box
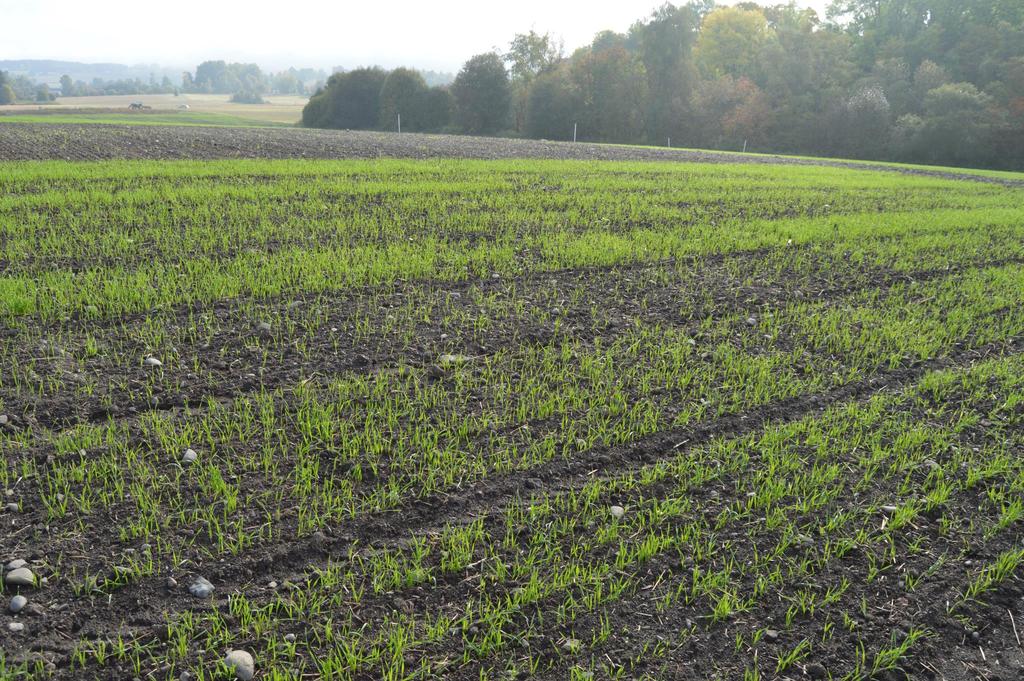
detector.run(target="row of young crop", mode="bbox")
[0,160,1022,318]
[18,345,1019,681]
[2,262,1022,618]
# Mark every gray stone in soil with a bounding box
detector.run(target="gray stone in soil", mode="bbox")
[9,594,27,613]
[183,448,198,464]
[438,353,471,366]
[189,577,214,598]
[805,662,827,679]
[6,558,27,570]
[4,567,35,587]
[610,505,625,520]
[224,650,255,681]
[143,357,163,367]
[4,503,18,513]
[880,505,899,514]
[8,621,24,633]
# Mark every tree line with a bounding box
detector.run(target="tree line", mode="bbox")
[180,62,328,102]
[0,71,55,104]
[302,0,1024,170]
[0,63,330,103]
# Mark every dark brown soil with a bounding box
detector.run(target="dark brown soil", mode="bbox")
[1,139,1022,680]
[3,248,1023,680]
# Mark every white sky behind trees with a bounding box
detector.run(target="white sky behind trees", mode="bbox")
[0,0,834,73]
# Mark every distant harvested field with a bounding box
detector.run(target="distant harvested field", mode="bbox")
[1,93,307,124]
[0,122,1020,187]
[0,110,285,127]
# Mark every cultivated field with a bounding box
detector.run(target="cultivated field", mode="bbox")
[1,138,1024,681]
[1,93,308,125]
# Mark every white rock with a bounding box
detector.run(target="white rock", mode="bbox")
[9,594,27,613]
[225,650,255,681]
[438,353,470,366]
[8,622,24,633]
[183,448,198,464]
[6,558,27,570]
[143,357,163,367]
[189,577,214,598]
[4,503,19,513]
[4,567,35,587]
[610,505,625,520]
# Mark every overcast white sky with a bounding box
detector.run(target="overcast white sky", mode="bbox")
[0,0,833,72]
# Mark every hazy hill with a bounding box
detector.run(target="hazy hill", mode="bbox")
[0,60,183,86]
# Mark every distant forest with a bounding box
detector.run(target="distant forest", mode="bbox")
[303,1,1024,170]
[0,60,455,105]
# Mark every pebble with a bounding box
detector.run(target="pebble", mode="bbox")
[610,505,625,520]
[805,662,827,679]
[8,622,24,633]
[746,317,757,326]
[284,633,296,643]
[143,357,163,367]
[4,567,35,587]
[165,577,177,589]
[880,505,899,514]
[188,577,214,598]
[4,503,18,513]
[764,629,779,642]
[6,558,28,570]
[438,353,470,366]
[182,448,198,464]
[561,638,582,653]
[9,594,27,613]
[225,650,255,681]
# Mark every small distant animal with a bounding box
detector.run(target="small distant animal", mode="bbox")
[129,101,144,110]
